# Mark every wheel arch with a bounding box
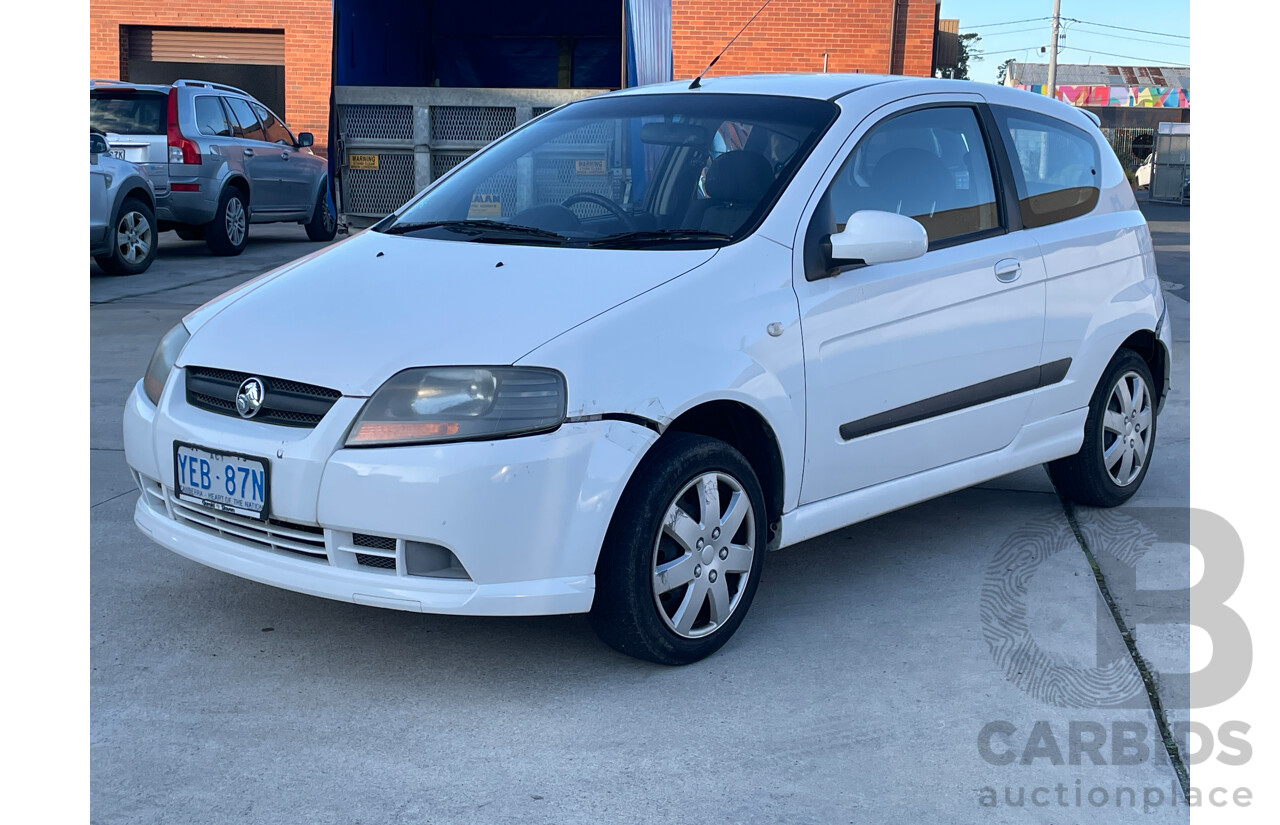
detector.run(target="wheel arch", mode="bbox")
[110,178,156,226]
[1118,328,1168,404]
[661,399,786,549]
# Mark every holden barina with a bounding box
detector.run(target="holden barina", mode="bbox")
[125,74,1170,664]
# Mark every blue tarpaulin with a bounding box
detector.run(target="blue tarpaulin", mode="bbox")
[333,1,671,89]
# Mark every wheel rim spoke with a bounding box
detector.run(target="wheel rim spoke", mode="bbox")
[1115,377,1134,416]
[663,507,701,555]
[1103,410,1127,435]
[1104,440,1125,470]
[653,554,696,596]
[672,576,709,635]
[722,544,753,575]
[1117,446,1134,483]
[696,474,720,527]
[719,491,748,539]
[707,575,732,625]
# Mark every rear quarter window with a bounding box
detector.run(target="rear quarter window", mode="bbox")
[194,96,234,137]
[90,90,167,135]
[992,106,1101,228]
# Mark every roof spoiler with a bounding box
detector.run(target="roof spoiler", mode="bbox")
[1080,109,1101,127]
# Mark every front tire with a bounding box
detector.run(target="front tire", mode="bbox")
[1048,349,1157,507]
[205,186,248,256]
[590,433,767,665]
[304,181,337,242]
[94,197,157,276]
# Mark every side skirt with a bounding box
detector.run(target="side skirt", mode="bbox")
[778,407,1088,548]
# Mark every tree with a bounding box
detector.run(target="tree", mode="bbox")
[955,32,982,80]
[996,58,1015,86]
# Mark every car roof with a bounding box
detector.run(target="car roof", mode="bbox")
[603,73,1100,132]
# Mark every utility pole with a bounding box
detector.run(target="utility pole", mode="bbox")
[1047,0,1062,98]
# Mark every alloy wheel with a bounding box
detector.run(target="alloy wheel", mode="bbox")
[225,197,247,246]
[115,210,152,264]
[651,471,756,638]
[1102,370,1153,486]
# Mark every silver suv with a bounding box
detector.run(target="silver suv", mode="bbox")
[89,79,337,255]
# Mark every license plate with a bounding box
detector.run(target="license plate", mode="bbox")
[108,148,127,160]
[348,153,379,170]
[174,442,270,520]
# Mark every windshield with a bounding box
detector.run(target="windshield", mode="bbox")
[379,93,838,248]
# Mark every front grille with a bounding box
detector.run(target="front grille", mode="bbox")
[353,533,396,551]
[167,492,328,560]
[356,554,397,570]
[186,366,342,428]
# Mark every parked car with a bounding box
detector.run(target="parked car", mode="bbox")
[90,78,336,256]
[124,75,1170,665]
[1135,153,1154,189]
[90,130,158,275]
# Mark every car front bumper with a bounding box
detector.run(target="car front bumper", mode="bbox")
[123,373,657,616]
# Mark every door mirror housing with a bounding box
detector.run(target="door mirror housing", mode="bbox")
[296,132,315,148]
[90,132,110,155]
[829,211,928,266]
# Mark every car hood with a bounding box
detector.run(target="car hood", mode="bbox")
[177,231,717,396]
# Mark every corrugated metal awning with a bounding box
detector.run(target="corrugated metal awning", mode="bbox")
[128,28,284,65]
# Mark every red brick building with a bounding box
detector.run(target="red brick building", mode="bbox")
[90,0,333,151]
[673,0,938,79]
[90,1,941,155]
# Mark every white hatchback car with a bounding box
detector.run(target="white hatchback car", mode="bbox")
[125,74,1170,664]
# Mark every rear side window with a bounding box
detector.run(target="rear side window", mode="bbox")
[90,90,167,135]
[992,106,1100,228]
[194,96,233,137]
[223,97,265,142]
[252,102,294,145]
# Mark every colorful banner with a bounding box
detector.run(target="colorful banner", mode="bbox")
[1014,85,1190,108]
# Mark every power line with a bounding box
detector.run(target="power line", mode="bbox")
[967,26,1052,38]
[1063,26,1192,49]
[1065,18,1190,40]
[963,17,1051,28]
[1060,45,1190,65]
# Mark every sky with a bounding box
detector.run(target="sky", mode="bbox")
[939,0,1191,84]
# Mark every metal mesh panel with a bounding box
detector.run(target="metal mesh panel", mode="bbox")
[341,104,413,142]
[533,156,617,218]
[354,534,396,551]
[431,152,472,181]
[548,119,615,145]
[430,106,517,143]
[342,153,417,215]
[356,554,397,570]
[532,106,554,118]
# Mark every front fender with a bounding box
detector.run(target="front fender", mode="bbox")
[518,235,807,511]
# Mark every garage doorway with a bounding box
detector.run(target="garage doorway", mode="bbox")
[124,27,286,118]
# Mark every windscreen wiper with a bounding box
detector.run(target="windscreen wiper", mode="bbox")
[381,219,571,243]
[587,229,734,248]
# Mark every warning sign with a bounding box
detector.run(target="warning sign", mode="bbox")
[467,193,502,218]
[574,159,606,175]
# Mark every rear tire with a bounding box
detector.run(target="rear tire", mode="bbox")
[304,181,337,242]
[94,197,157,276]
[1048,349,1157,507]
[589,432,767,665]
[205,186,248,256]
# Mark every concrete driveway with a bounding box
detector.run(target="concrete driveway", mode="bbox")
[91,211,1193,824]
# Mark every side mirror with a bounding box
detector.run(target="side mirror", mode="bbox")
[296,132,315,148]
[90,133,110,155]
[829,210,928,266]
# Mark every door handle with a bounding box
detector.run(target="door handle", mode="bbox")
[994,258,1022,283]
[281,152,290,159]
[243,148,255,157]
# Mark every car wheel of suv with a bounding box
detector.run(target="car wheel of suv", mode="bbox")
[589,432,767,665]
[174,226,205,241]
[1048,349,1157,508]
[94,197,157,276]
[305,182,337,242]
[205,186,248,256]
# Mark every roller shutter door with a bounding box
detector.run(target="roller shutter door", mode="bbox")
[127,28,284,66]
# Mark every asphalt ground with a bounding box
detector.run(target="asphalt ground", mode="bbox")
[90,206,1194,824]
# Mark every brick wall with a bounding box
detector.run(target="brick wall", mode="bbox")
[90,1,332,151]
[673,0,936,79]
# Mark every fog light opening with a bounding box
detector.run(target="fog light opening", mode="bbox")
[404,541,471,580]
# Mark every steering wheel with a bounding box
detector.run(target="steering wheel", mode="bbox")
[561,192,637,232]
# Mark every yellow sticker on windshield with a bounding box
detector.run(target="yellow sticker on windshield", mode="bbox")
[468,193,502,218]
[574,159,606,175]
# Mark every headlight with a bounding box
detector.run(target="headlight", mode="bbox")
[143,323,190,405]
[347,367,566,447]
